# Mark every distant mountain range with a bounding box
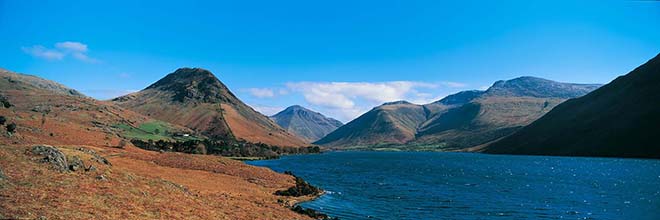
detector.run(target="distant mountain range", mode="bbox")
[315,76,601,150]
[111,68,307,147]
[270,105,343,142]
[484,53,660,158]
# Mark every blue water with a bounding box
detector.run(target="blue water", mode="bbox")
[247,151,660,220]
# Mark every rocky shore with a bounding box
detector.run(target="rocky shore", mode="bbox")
[275,171,337,220]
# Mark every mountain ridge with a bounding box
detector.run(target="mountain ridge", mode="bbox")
[315,76,601,150]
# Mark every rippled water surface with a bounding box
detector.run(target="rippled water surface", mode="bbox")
[247,152,660,220]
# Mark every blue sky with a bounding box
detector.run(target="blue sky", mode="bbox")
[1,0,659,122]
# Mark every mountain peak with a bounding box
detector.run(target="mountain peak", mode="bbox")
[284,105,306,111]
[271,105,343,142]
[434,90,484,105]
[144,67,234,103]
[382,100,413,106]
[486,76,601,99]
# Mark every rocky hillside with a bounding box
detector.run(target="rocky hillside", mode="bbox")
[270,105,343,142]
[485,53,660,158]
[315,77,600,150]
[0,69,317,219]
[0,69,159,147]
[112,68,307,147]
[1,68,85,97]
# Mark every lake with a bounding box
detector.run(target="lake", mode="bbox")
[247,151,660,220]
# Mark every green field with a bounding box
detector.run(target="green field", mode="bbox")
[115,120,200,141]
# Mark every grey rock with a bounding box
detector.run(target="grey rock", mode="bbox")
[31,145,68,172]
[85,165,97,172]
[68,156,84,171]
[0,167,5,179]
[77,147,111,166]
[96,175,107,181]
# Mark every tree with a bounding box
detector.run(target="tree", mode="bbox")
[6,123,16,133]
[0,116,5,125]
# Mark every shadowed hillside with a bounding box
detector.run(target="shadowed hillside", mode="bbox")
[485,53,660,158]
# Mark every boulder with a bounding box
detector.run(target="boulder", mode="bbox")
[31,145,68,172]
[68,156,84,172]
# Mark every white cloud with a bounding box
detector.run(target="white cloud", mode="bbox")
[277,88,289,95]
[286,81,453,121]
[55,41,88,53]
[21,46,65,60]
[247,88,275,98]
[440,81,467,88]
[22,41,98,63]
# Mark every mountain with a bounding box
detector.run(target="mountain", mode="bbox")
[315,77,600,150]
[484,53,660,158]
[314,101,428,148]
[112,68,307,147]
[1,68,85,97]
[270,105,343,142]
[413,77,601,149]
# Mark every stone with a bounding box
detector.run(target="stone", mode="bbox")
[68,156,84,171]
[96,175,107,181]
[85,165,97,172]
[31,145,68,172]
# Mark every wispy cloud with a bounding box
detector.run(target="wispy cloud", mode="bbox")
[22,41,99,63]
[21,46,65,60]
[118,72,131,79]
[247,88,276,98]
[440,81,467,88]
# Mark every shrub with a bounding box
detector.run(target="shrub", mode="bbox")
[0,116,5,125]
[6,123,16,133]
[0,96,11,108]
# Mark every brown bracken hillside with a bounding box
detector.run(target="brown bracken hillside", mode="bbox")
[112,68,308,147]
[0,68,314,219]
